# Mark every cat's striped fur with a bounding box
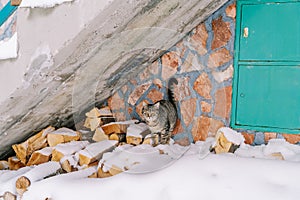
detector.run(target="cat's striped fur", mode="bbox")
[141,78,178,144]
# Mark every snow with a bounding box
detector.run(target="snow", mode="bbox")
[78,140,117,158]
[2,138,300,200]
[20,0,74,8]
[49,127,78,136]
[54,141,90,155]
[126,123,150,137]
[0,33,18,60]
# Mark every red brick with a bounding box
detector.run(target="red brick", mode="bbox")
[190,23,208,55]
[241,132,255,145]
[264,132,277,143]
[282,134,300,144]
[180,98,197,127]
[108,92,125,111]
[193,73,212,99]
[147,89,163,103]
[214,86,232,119]
[128,82,151,105]
[207,48,232,68]
[212,17,232,50]
[226,3,236,19]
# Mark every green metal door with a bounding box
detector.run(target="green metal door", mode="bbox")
[240,2,300,61]
[236,65,300,130]
[231,0,300,133]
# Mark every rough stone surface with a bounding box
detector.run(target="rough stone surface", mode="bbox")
[226,2,236,18]
[207,48,232,68]
[174,137,191,146]
[212,65,233,83]
[264,132,277,143]
[108,92,125,111]
[211,17,231,50]
[200,101,212,113]
[282,134,300,144]
[189,23,208,55]
[172,119,184,135]
[193,73,212,99]
[241,132,255,145]
[147,89,163,103]
[181,52,204,73]
[161,51,179,80]
[214,86,232,119]
[173,77,191,101]
[191,116,224,141]
[128,82,151,105]
[180,98,197,127]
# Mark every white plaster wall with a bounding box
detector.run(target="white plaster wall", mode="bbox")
[0,0,111,103]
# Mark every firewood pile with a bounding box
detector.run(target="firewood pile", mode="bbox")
[0,106,181,199]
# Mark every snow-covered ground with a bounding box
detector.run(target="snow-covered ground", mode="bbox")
[2,138,300,200]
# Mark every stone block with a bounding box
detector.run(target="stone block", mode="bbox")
[172,119,184,135]
[174,137,190,146]
[193,72,212,99]
[207,48,232,68]
[200,101,212,113]
[181,52,204,73]
[161,52,179,80]
[147,89,163,103]
[180,98,197,127]
[108,92,125,111]
[128,82,151,105]
[212,65,233,83]
[173,77,191,101]
[282,134,300,144]
[189,23,208,55]
[211,16,232,50]
[214,86,232,119]
[264,132,277,143]
[226,3,236,19]
[191,116,224,141]
[241,132,255,145]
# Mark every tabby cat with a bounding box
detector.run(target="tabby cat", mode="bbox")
[141,78,178,144]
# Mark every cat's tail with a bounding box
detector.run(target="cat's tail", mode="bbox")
[167,77,178,106]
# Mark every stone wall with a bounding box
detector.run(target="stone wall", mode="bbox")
[105,0,300,146]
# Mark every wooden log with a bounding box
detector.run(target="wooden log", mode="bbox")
[47,128,81,147]
[126,123,151,145]
[15,162,61,195]
[92,127,109,142]
[109,133,126,143]
[78,140,118,166]
[0,191,16,200]
[12,126,55,164]
[27,147,53,166]
[85,107,102,118]
[101,123,128,135]
[142,134,159,146]
[15,176,30,196]
[97,165,112,178]
[108,165,123,176]
[0,161,9,170]
[51,141,89,162]
[8,157,25,170]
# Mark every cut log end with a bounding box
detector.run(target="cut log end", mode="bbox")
[16,176,31,196]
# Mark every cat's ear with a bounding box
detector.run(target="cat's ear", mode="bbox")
[154,102,160,109]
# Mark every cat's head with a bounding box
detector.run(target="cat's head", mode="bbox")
[141,101,160,122]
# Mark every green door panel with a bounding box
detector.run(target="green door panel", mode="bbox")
[240,2,300,61]
[236,65,300,130]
